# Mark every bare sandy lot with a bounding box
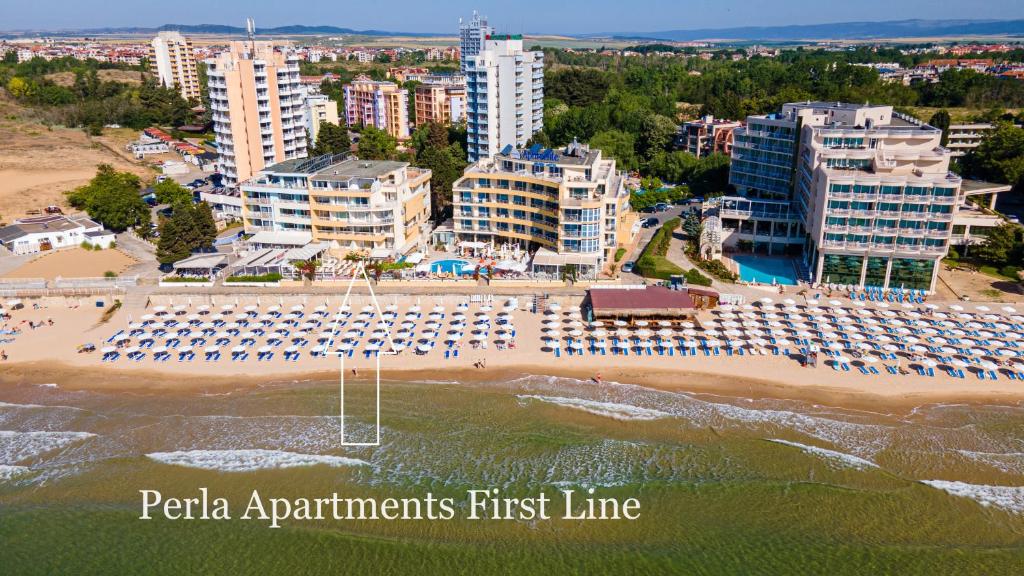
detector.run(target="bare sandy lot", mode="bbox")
[0,97,155,224]
[1,247,137,279]
[44,69,148,87]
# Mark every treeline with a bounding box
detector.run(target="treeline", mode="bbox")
[541,47,1024,120]
[1,54,195,132]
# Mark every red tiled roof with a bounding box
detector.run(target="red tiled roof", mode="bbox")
[589,286,698,312]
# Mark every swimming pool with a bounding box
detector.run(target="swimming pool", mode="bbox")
[430,259,474,275]
[733,255,798,285]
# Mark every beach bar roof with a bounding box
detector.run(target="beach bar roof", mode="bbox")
[586,286,719,320]
[172,253,228,274]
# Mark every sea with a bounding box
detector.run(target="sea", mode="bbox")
[1,373,1023,574]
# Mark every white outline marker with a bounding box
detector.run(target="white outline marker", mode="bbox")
[327,261,398,446]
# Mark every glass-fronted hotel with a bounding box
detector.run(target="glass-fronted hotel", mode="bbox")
[239,154,432,258]
[720,101,1006,292]
[452,141,639,278]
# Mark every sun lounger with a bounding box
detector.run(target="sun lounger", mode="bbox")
[885,365,898,375]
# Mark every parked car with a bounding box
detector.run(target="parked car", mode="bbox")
[654,202,671,212]
[622,261,635,273]
[1008,215,1020,224]
[44,205,63,214]
[641,217,660,228]
[189,179,207,188]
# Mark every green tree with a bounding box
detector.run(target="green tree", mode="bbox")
[192,202,218,247]
[312,121,351,156]
[411,122,468,222]
[929,110,951,147]
[152,179,192,207]
[66,165,151,232]
[155,213,191,265]
[590,130,638,171]
[962,122,1024,194]
[974,223,1020,266]
[357,126,398,160]
[637,113,678,161]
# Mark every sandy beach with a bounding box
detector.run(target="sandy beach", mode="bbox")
[3,292,1024,412]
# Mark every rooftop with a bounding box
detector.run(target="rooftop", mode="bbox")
[588,286,706,317]
[260,154,407,181]
[496,140,599,167]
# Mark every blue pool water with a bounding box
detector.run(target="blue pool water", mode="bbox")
[733,255,798,285]
[430,259,474,275]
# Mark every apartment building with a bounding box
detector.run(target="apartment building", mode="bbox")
[465,36,544,162]
[342,76,410,140]
[149,32,201,101]
[945,122,996,157]
[414,83,467,126]
[302,93,340,144]
[207,41,308,185]
[452,140,638,278]
[458,11,493,73]
[679,115,742,158]
[721,102,1008,292]
[239,154,432,257]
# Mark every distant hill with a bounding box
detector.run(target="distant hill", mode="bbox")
[4,18,1024,41]
[594,19,1024,42]
[1,23,442,38]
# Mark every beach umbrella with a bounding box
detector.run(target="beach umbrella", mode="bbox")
[593,340,607,348]
[547,303,561,312]
[997,348,1017,356]
[1002,306,1017,314]
[592,329,608,338]
[569,329,584,337]
[546,329,562,338]
[101,346,116,354]
[203,345,219,354]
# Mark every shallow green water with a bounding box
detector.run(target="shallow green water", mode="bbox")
[1,374,1023,574]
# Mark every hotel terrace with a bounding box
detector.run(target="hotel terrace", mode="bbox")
[239,154,432,259]
[452,140,639,279]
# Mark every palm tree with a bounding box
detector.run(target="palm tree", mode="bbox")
[292,259,320,281]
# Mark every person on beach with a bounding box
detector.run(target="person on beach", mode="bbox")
[594,373,603,384]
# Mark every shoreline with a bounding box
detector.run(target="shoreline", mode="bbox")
[3,359,1023,414]
[4,293,1024,415]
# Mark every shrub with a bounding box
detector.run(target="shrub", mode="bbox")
[683,240,737,282]
[634,219,684,279]
[684,268,713,287]
[225,273,283,283]
[999,265,1020,279]
[162,276,211,283]
[103,270,117,278]
[614,247,626,263]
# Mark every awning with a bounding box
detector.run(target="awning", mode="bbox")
[248,230,312,247]
[172,253,228,270]
[531,248,600,268]
[405,252,425,265]
[369,248,391,260]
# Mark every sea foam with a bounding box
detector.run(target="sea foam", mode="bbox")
[767,438,879,470]
[922,480,1024,514]
[0,430,97,465]
[146,449,370,472]
[0,464,31,480]
[516,395,673,421]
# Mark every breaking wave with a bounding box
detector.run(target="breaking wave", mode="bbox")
[922,480,1024,514]
[767,438,879,470]
[0,464,31,480]
[0,430,97,465]
[146,449,370,472]
[517,395,673,421]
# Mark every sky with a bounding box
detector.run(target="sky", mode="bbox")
[2,0,1024,34]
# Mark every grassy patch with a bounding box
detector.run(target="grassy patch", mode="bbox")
[635,218,684,280]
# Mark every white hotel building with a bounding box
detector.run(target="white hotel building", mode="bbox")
[721,102,1008,292]
[239,154,432,258]
[464,36,544,162]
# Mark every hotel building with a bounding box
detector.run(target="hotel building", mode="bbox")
[414,83,466,126]
[301,93,340,144]
[944,122,997,157]
[458,11,493,73]
[679,115,742,158]
[208,41,307,185]
[239,154,432,257]
[719,102,1007,292]
[464,36,544,162]
[149,31,201,101]
[342,76,410,140]
[452,140,638,278]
